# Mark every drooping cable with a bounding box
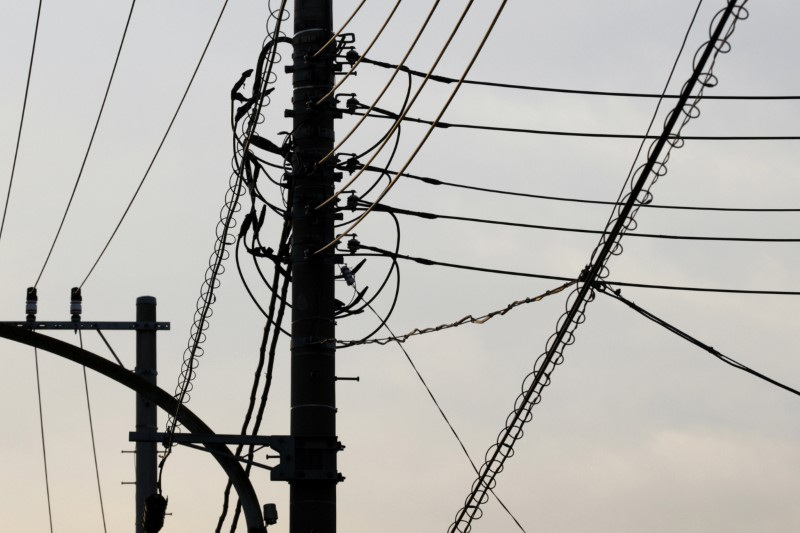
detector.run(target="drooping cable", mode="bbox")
[79,0,230,288]
[33,348,54,533]
[344,107,800,141]
[316,0,403,104]
[33,0,137,288]
[311,0,367,58]
[358,54,800,101]
[356,164,800,213]
[354,243,799,296]
[316,0,443,163]
[79,331,108,532]
[360,297,526,532]
[365,202,800,242]
[338,281,574,346]
[450,3,748,530]
[0,0,42,246]
[317,0,510,252]
[158,0,286,488]
[598,283,800,398]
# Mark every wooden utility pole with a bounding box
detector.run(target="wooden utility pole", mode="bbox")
[288,1,340,532]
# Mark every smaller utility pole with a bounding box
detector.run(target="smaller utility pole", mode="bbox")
[135,296,158,533]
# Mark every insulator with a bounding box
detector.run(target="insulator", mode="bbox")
[345,48,359,65]
[141,493,168,533]
[340,264,356,286]
[26,287,38,322]
[345,95,359,111]
[346,192,358,211]
[70,287,82,322]
[346,236,360,254]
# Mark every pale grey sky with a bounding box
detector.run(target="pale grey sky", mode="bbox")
[1,1,799,532]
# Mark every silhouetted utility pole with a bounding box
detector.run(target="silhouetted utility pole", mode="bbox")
[287,1,341,531]
[135,296,158,533]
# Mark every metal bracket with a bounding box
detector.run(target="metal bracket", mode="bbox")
[0,321,170,331]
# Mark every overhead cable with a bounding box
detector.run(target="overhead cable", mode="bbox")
[338,281,574,346]
[315,0,402,103]
[317,0,510,252]
[361,298,526,532]
[312,0,367,58]
[358,55,800,101]
[355,243,800,296]
[34,0,137,287]
[345,105,800,141]
[34,348,54,533]
[599,283,800,398]
[450,3,748,530]
[80,0,230,288]
[315,0,443,160]
[0,0,42,246]
[79,331,108,532]
[368,202,800,242]
[356,164,800,213]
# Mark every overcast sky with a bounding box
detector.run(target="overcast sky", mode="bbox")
[1,1,799,532]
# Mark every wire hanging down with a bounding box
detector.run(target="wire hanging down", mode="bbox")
[449,2,749,530]
[598,283,800,398]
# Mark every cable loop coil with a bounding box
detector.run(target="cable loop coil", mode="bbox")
[448,2,748,531]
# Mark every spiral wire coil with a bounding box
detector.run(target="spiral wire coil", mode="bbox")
[448,2,749,531]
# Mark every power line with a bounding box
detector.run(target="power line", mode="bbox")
[80,0,230,288]
[361,298,526,532]
[318,0,510,252]
[353,244,800,296]
[356,164,800,213]
[599,283,800,398]
[34,0,137,288]
[34,348,54,533]
[338,281,574,346]
[345,106,800,141]
[0,0,42,246]
[79,331,108,532]
[358,55,800,101]
[366,202,800,243]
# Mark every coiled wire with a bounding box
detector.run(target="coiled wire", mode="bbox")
[160,1,288,476]
[448,2,749,531]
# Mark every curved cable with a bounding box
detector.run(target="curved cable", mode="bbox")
[311,0,367,58]
[34,0,137,287]
[359,54,800,101]
[317,0,510,252]
[79,331,108,532]
[80,0,230,288]
[315,0,402,104]
[316,0,444,165]
[0,0,42,246]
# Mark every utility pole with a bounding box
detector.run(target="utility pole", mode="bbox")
[135,296,158,533]
[288,1,340,532]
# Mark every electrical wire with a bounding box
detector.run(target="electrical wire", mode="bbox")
[79,331,108,533]
[338,281,574,346]
[79,0,230,288]
[352,244,800,295]
[356,164,800,213]
[33,348,54,533]
[317,0,510,253]
[0,0,42,246]
[598,283,800,398]
[311,0,367,58]
[366,202,800,242]
[450,3,748,529]
[33,0,137,287]
[358,54,800,101]
[345,106,800,141]
[361,298,526,532]
[316,0,443,165]
[316,0,402,104]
